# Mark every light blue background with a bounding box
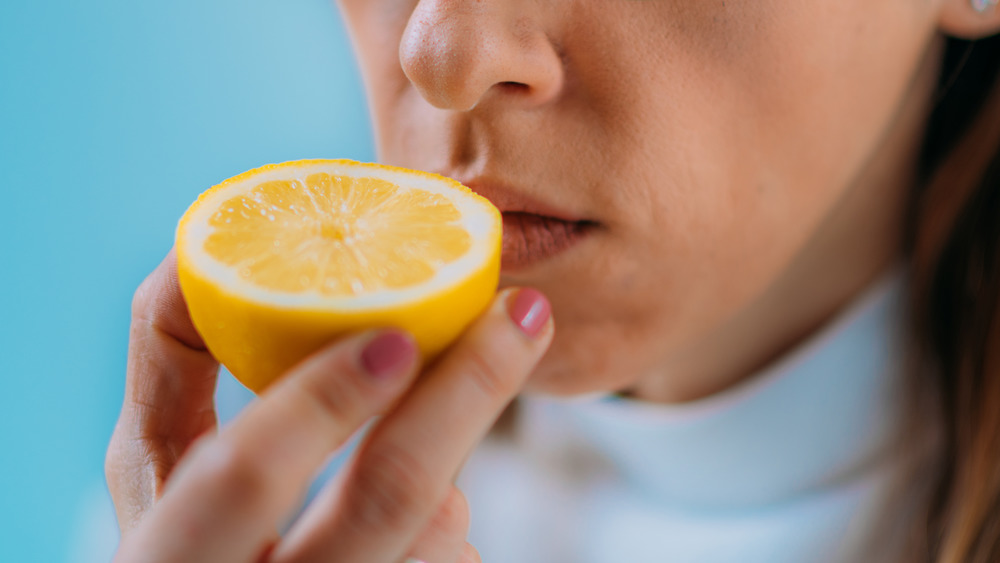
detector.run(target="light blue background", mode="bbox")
[0,2,373,561]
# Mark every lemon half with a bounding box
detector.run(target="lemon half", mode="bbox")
[176,159,502,393]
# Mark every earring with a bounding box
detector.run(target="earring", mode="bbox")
[973,0,999,13]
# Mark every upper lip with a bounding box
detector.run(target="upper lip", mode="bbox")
[457,177,589,223]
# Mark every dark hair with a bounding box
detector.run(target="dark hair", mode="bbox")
[906,32,1000,563]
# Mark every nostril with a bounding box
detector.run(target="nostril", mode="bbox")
[497,81,530,94]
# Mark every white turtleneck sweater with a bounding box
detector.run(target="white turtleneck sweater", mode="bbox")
[74,274,912,563]
[457,273,910,563]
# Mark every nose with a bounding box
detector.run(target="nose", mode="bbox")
[399,1,564,111]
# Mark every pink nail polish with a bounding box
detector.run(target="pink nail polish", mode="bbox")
[361,331,416,378]
[508,288,551,339]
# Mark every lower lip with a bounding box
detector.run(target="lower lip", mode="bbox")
[500,212,594,271]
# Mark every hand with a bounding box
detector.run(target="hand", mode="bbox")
[106,249,554,563]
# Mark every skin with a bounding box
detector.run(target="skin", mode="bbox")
[338,0,997,402]
[110,253,552,562]
[107,1,1000,561]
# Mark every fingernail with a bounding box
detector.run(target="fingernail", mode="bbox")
[360,331,416,379]
[508,288,551,339]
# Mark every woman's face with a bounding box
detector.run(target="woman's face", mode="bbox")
[336,0,946,400]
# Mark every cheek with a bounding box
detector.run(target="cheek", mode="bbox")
[603,0,934,303]
[527,0,938,394]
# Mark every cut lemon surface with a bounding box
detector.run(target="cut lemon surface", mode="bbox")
[176,159,502,393]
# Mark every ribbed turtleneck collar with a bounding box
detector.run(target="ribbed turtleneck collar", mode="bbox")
[527,271,907,511]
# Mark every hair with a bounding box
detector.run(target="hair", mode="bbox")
[905,31,1000,563]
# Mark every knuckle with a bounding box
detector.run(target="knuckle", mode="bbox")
[130,258,184,333]
[290,368,359,432]
[131,275,156,319]
[104,441,128,505]
[461,346,519,400]
[104,429,149,492]
[130,275,174,335]
[344,443,435,534]
[105,431,124,478]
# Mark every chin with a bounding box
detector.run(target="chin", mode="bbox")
[520,344,631,398]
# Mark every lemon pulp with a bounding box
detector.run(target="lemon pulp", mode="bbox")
[204,174,472,295]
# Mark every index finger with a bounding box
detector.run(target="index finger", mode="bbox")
[114,328,421,563]
[107,249,220,532]
[276,287,554,563]
[122,248,219,424]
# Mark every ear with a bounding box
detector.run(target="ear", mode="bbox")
[939,0,1000,39]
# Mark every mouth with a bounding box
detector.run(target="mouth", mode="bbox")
[460,179,598,271]
[500,213,596,271]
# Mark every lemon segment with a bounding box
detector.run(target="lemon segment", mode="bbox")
[175,160,501,393]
